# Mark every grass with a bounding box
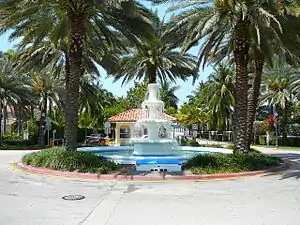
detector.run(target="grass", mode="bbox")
[22,147,122,174]
[252,144,300,151]
[183,151,282,174]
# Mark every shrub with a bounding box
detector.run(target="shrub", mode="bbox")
[23,119,39,144]
[183,152,281,174]
[22,147,122,174]
[180,139,200,146]
[200,143,224,148]
[259,135,266,145]
[2,133,22,140]
[189,140,200,146]
[0,139,35,146]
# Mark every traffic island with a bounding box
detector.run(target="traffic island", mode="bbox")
[14,161,290,182]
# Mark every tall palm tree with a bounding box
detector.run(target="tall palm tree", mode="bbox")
[260,63,299,145]
[0,53,32,138]
[160,82,180,109]
[110,14,198,85]
[202,64,235,131]
[158,0,286,152]
[78,75,111,133]
[26,70,62,147]
[0,0,153,150]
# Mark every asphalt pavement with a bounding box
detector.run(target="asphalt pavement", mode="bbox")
[0,149,299,225]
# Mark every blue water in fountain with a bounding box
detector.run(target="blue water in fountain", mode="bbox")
[77,145,219,164]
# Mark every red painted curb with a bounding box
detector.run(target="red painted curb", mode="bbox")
[15,163,290,181]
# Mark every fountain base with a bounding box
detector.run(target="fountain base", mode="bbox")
[131,139,180,156]
[136,158,182,172]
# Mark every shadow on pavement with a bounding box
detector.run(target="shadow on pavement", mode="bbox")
[271,153,300,180]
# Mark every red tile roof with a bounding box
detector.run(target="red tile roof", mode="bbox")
[108,109,176,122]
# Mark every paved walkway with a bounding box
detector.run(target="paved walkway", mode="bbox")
[0,149,299,225]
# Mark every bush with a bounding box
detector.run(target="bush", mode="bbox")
[200,143,224,148]
[0,139,35,146]
[24,119,39,144]
[180,139,200,146]
[183,152,281,174]
[22,147,122,174]
[2,133,22,140]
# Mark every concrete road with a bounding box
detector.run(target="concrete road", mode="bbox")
[0,150,299,225]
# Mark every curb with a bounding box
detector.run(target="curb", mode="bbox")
[15,162,290,181]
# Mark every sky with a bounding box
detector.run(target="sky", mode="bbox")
[0,1,213,106]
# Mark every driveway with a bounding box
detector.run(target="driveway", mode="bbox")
[0,150,299,225]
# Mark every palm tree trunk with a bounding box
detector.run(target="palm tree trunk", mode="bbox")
[148,66,156,83]
[64,10,85,151]
[38,94,48,147]
[233,20,250,153]
[3,103,7,134]
[16,106,22,135]
[38,105,45,147]
[246,53,264,150]
[3,104,8,134]
[282,107,288,145]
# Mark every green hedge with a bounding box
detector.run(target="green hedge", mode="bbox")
[184,151,281,174]
[258,135,300,146]
[0,139,35,146]
[22,147,121,174]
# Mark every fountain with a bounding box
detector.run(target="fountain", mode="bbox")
[130,83,181,157]
[77,83,232,171]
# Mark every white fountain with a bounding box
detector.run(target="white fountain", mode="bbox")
[130,83,181,157]
[78,83,231,172]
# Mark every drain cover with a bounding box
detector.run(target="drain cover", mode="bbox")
[62,195,85,201]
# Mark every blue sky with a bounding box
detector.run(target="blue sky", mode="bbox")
[0,1,212,106]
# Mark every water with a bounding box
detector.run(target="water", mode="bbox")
[77,145,232,165]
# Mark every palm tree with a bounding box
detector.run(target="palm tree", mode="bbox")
[110,14,198,85]
[0,53,32,138]
[27,70,63,147]
[0,0,153,150]
[160,82,180,109]
[202,64,235,131]
[159,0,286,152]
[260,63,299,145]
[78,74,111,137]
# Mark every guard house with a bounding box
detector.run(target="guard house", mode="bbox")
[108,109,176,145]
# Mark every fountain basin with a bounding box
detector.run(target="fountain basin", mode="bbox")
[130,138,180,156]
[77,146,232,164]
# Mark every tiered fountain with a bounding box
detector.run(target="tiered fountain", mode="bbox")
[130,83,181,157]
[78,83,231,171]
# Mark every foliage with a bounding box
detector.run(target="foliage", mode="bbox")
[22,147,122,174]
[260,63,300,144]
[180,139,200,146]
[160,82,179,109]
[184,152,281,174]
[110,13,198,84]
[123,82,148,109]
[199,143,224,148]
[0,139,35,146]
[287,124,300,136]
[2,132,22,140]
[165,106,177,117]
[23,119,39,143]
[177,103,207,125]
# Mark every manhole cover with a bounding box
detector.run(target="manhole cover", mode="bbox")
[62,195,85,201]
